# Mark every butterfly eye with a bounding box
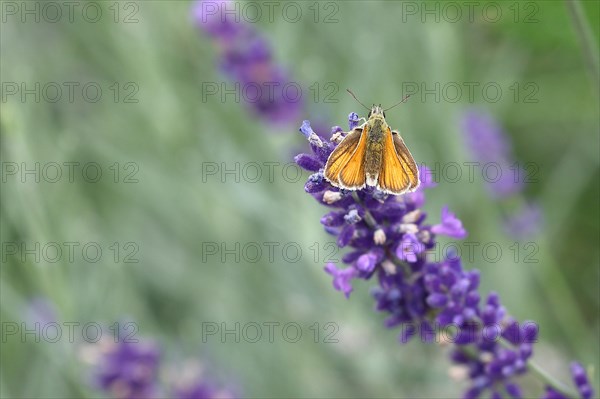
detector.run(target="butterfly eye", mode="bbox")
[383,111,386,118]
[367,111,372,118]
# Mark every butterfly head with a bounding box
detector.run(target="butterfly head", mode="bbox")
[367,105,386,120]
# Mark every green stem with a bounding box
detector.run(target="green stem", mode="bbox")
[565,0,600,94]
[390,253,416,279]
[528,359,580,399]
[351,191,378,228]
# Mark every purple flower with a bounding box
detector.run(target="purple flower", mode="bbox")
[24,297,57,327]
[461,109,545,242]
[294,153,322,172]
[331,125,344,135]
[173,382,218,399]
[348,112,360,129]
[449,302,534,397]
[423,257,480,328]
[570,362,594,399]
[356,249,384,273]
[418,164,438,189]
[296,113,594,399]
[344,209,362,224]
[191,0,248,39]
[504,202,543,239]
[324,263,358,298]
[462,110,509,162]
[172,379,236,399]
[462,109,523,199]
[541,387,568,399]
[396,233,425,263]
[192,0,303,125]
[93,340,161,399]
[87,335,240,399]
[431,206,468,239]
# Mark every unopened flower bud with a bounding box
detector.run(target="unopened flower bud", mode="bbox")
[323,190,342,204]
[374,228,386,245]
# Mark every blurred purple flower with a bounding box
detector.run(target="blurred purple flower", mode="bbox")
[504,202,543,239]
[168,360,239,399]
[173,380,235,399]
[173,382,217,399]
[24,297,57,327]
[87,335,240,399]
[192,0,248,40]
[541,387,567,399]
[570,362,594,399]
[93,340,161,399]
[462,109,522,199]
[296,112,593,399]
[461,109,543,240]
[192,0,303,125]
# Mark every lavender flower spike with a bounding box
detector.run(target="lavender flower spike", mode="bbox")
[84,331,240,399]
[192,0,303,125]
[461,109,543,239]
[569,362,594,399]
[296,113,596,399]
[91,339,161,399]
[462,109,522,199]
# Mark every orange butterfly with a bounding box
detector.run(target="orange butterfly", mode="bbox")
[324,90,420,195]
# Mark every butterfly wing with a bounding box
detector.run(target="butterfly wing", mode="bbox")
[338,124,369,190]
[324,128,366,188]
[377,128,419,194]
[392,131,419,190]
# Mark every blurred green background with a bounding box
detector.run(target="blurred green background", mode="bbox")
[1,1,599,398]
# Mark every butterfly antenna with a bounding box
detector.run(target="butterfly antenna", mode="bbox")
[346,89,370,111]
[384,94,411,112]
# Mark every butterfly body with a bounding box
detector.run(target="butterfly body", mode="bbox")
[364,112,386,186]
[324,105,419,195]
